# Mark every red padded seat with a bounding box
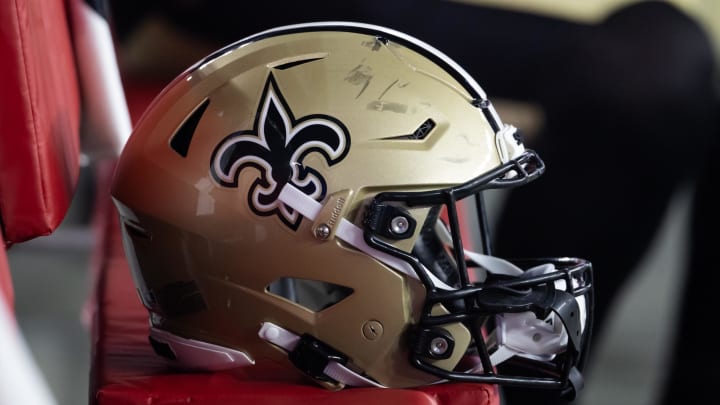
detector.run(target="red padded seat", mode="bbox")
[0,0,81,246]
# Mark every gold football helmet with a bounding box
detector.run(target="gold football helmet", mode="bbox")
[111,21,593,398]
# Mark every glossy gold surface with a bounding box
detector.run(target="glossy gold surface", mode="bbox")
[112,25,503,387]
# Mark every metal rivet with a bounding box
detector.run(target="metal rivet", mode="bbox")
[362,320,384,341]
[315,224,331,240]
[390,216,409,235]
[430,337,449,356]
[533,333,542,342]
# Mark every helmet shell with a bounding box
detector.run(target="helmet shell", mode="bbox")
[112,22,501,387]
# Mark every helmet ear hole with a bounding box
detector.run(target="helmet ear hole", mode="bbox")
[266,278,353,312]
[412,206,460,288]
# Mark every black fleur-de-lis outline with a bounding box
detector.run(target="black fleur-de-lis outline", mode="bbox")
[210,74,351,230]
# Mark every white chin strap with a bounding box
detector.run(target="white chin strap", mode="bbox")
[278,183,455,290]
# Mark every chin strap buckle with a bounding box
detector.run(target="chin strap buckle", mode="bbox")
[288,334,347,383]
[258,322,385,388]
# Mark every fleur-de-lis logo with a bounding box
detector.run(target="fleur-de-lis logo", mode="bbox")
[210,74,350,230]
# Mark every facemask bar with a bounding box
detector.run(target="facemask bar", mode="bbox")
[365,149,544,289]
[363,149,594,397]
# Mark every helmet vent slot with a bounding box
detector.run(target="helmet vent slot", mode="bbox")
[170,98,209,157]
[266,278,353,312]
[380,118,436,141]
[273,56,326,70]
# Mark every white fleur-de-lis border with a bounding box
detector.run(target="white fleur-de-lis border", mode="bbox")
[211,74,350,230]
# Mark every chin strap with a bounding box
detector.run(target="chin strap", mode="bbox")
[258,322,385,388]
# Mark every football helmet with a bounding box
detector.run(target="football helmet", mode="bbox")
[111,21,593,398]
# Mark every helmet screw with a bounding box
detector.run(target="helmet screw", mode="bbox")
[362,320,384,341]
[390,216,410,235]
[429,337,449,356]
[314,224,331,240]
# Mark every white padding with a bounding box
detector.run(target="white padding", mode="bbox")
[497,312,567,360]
[466,251,525,277]
[151,327,254,370]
